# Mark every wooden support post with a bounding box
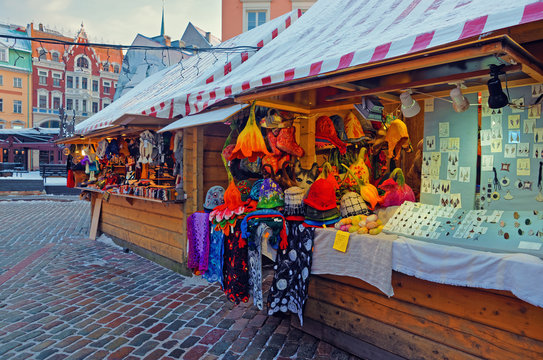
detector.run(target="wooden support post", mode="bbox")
[89,196,102,240]
[299,115,316,168]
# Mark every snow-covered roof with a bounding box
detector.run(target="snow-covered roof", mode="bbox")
[0,25,31,52]
[76,9,301,134]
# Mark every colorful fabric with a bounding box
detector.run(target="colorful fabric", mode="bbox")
[267,221,315,325]
[250,179,264,201]
[283,186,305,218]
[237,180,252,201]
[305,206,340,221]
[315,116,347,154]
[344,111,366,142]
[302,218,339,227]
[340,192,370,217]
[304,178,337,211]
[204,186,225,211]
[331,115,348,142]
[241,210,288,250]
[187,213,210,274]
[223,221,249,304]
[248,223,270,310]
[257,178,285,209]
[203,226,224,286]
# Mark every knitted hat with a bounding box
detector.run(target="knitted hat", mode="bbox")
[250,179,264,201]
[340,192,370,218]
[385,119,410,160]
[283,186,305,218]
[331,115,348,142]
[203,186,225,212]
[236,180,251,201]
[257,178,285,209]
[344,111,366,142]
[304,178,337,211]
[305,205,340,221]
[315,116,347,154]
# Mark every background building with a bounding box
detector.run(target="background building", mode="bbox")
[221,0,315,40]
[29,23,123,128]
[0,23,32,130]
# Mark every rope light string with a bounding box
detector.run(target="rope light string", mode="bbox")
[0,34,259,53]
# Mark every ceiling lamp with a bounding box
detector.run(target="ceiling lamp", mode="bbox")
[450,84,470,113]
[487,64,509,109]
[400,89,420,118]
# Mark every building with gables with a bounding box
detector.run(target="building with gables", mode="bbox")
[29,23,123,128]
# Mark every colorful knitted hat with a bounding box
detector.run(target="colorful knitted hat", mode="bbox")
[236,180,252,201]
[343,111,366,142]
[203,186,225,211]
[257,178,285,209]
[340,192,370,218]
[305,205,340,221]
[250,179,264,201]
[283,186,305,218]
[315,116,347,154]
[304,178,337,211]
[385,119,410,160]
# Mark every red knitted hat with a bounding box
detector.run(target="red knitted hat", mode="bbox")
[304,178,338,211]
[315,116,347,154]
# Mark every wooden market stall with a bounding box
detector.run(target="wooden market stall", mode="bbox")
[228,4,543,358]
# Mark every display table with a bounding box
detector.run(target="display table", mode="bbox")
[296,229,543,359]
[84,189,189,275]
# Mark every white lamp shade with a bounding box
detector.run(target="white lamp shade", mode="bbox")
[400,91,421,118]
[450,86,470,113]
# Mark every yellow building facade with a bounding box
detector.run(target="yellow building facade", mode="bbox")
[0,69,32,129]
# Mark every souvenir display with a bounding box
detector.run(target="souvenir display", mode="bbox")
[479,86,543,210]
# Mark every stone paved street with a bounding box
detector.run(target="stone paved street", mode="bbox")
[0,198,358,359]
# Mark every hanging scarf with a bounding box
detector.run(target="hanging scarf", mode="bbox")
[187,213,210,274]
[203,226,225,286]
[222,221,249,304]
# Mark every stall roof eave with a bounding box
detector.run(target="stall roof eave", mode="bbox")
[158,104,249,133]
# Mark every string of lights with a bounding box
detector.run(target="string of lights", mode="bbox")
[0,34,259,53]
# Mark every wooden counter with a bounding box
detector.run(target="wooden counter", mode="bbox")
[295,272,543,360]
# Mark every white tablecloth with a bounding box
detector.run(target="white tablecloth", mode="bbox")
[310,229,543,308]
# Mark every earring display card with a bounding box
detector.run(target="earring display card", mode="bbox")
[384,203,543,258]
[421,93,478,209]
[479,85,543,211]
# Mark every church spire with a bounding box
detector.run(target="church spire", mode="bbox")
[160,0,165,36]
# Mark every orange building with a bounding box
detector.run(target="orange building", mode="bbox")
[222,0,315,40]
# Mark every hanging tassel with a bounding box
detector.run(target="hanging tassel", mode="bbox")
[279,225,288,250]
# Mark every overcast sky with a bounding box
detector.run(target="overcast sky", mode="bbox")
[0,0,222,45]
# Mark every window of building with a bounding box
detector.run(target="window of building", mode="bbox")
[52,52,60,62]
[39,95,47,108]
[75,99,79,111]
[66,99,73,110]
[0,75,3,85]
[92,102,98,113]
[53,96,61,110]
[113,64,120,73]
[247,11,266,30]
[38,48,47,61]
[103,62,109,72]
[0,98,3,112]
[81,77,88,90]
[103,101,109,109]
[40,120,60,128]
[75,77,79,89]
[0,121,4,129]
[13,77,22,88]
[52,73,61,87]
[12,120,24,129]
[67,76,73,89]
[92,80,98,92]
[77,56,89,69]
[39,70,48,85]
[103,81,111,94]
[13,100,22,113]
[82,100,87,113]
[0,46,7,62]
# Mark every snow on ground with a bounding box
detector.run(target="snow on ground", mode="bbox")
[0,171,67,186]
[96,234,124,250]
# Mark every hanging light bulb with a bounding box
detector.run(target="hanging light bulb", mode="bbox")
[400,89,420,118]
[450,85,469,112]
[487,64,509,109]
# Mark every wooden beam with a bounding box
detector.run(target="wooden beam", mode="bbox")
[502,44,543,83]
[235,40,506,102]
[331,83,400,102]
[253,99,311,114]
[325,65,522,101]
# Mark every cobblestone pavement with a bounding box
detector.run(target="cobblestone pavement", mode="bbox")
[0,199,358,359]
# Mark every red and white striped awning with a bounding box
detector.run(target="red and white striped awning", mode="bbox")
[141,0,543,120]
[76,9,302,135]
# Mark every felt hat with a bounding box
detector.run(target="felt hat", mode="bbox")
[250,179,264,201]
[222,144,236,161]
[343,111,366,142]
[340,192,369,218]
[203,186,225,212]
[304,178,337,211]
[385,119,410,160]
[257,178,285,209]
[237,180,252,201]
[315,116,347,154]
[283,186,305,218]
[305,205,340,221]
[331,115,348,142]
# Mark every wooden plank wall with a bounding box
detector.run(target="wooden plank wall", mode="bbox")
[203,123,230,197]
[183,127,203,215]
[300,273,543,360]
[97,193,186,264]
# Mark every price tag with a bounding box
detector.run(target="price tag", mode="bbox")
[333,230,350,253]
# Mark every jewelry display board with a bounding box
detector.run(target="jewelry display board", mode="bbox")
[479,85,543,210]
[384,202,543,258]
[420,93,478,210]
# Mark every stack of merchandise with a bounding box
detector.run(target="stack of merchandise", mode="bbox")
[303,178,340,228]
